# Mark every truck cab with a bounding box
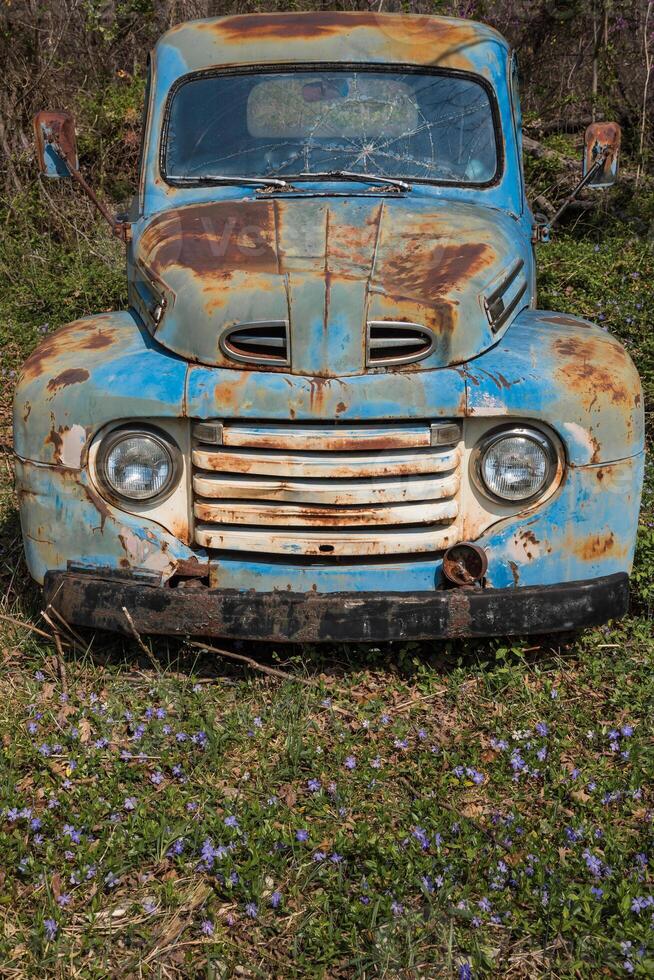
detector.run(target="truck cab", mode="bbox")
[14,12,644,641]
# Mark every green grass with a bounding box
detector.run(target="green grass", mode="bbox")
[0,167,652,975]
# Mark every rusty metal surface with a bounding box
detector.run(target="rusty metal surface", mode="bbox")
[14,457,197,586]
[442,542,488,586]
[133,196,529,374]
[44,569,630,642]
[156,13,507,77]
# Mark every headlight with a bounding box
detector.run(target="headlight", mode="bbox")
[97,427,180,503]
[472,426,559,503]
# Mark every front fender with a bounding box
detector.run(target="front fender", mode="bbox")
[464,310,644,465]
[13,311,188,467]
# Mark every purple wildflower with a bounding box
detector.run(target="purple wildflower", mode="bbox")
[296,829,309,842]
[201,919,214,936]
[43,918,57,940]
[245,902,258,919]
[270,890,282,908]
[344,756,356,770]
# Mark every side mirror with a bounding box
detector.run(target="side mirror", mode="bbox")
[34,110,79,179]
[583,121,621,188]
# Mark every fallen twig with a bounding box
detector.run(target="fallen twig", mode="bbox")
[188,640,316,686]
[122,607,161,673]
[46,604,87,647]
[0,612,52,640]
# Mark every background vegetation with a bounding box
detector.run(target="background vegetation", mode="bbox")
[0,1,652,976]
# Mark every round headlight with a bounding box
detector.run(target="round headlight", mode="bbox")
[473,427,558,503]
[98,428,180,502]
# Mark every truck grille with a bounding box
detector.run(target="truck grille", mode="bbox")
[191,421,462,557]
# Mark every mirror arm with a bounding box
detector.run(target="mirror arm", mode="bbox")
[532,149,609,243]
[50,138,131,244]
[548,149,609,229]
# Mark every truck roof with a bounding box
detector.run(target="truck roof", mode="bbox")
[155,12,509,77]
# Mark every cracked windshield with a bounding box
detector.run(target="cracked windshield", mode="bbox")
[165,69,498,184]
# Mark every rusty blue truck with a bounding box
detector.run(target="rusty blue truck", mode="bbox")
[14,12,644,642]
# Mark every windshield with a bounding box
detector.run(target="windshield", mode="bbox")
[164,67,499,186]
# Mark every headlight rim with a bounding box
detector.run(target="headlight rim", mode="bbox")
[96,424,182,506]
[470,424,560,505]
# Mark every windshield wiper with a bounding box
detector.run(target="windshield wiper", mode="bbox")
[295,170,411,192]
[168,175,294,190]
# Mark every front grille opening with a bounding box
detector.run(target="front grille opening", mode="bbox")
[367,321,435,367]
[220,320,289,366]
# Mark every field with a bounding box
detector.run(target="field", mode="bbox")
[0,108,653,979]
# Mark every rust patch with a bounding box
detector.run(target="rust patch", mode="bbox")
[45,428,64,465]
[21,320,118,383]
[508,560,520,587]
[22,401,31,422]
[335,401,347,416]
[200,12,482,69]
[543,314,591,328]
[211,11,387,40]
[446,589,472,638]
[174,557,210,578]
[139,202,278,281]
[380,241,494,319]
[213,373,249,413]
[589,435,601,465]
[552,336,632,408]
[575,532,616,560]
[520,530,539,547]
[47,367,89,393]
[308,377,333,414]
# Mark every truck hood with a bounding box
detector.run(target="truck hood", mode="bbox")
[133,195,529,375]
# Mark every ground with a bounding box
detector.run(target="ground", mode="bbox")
[0,155,652,976]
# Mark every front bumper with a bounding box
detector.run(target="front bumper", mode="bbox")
[44,570,629,643]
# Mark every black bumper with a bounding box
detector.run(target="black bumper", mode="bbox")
[43,570,629,643]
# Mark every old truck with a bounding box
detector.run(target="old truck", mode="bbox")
[15,12,644,642]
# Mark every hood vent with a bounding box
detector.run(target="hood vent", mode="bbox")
[367,321,435,367]
[484,259,528,333]
[220,320,290,366]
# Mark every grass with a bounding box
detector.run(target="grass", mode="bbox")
[0,165,652,974]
